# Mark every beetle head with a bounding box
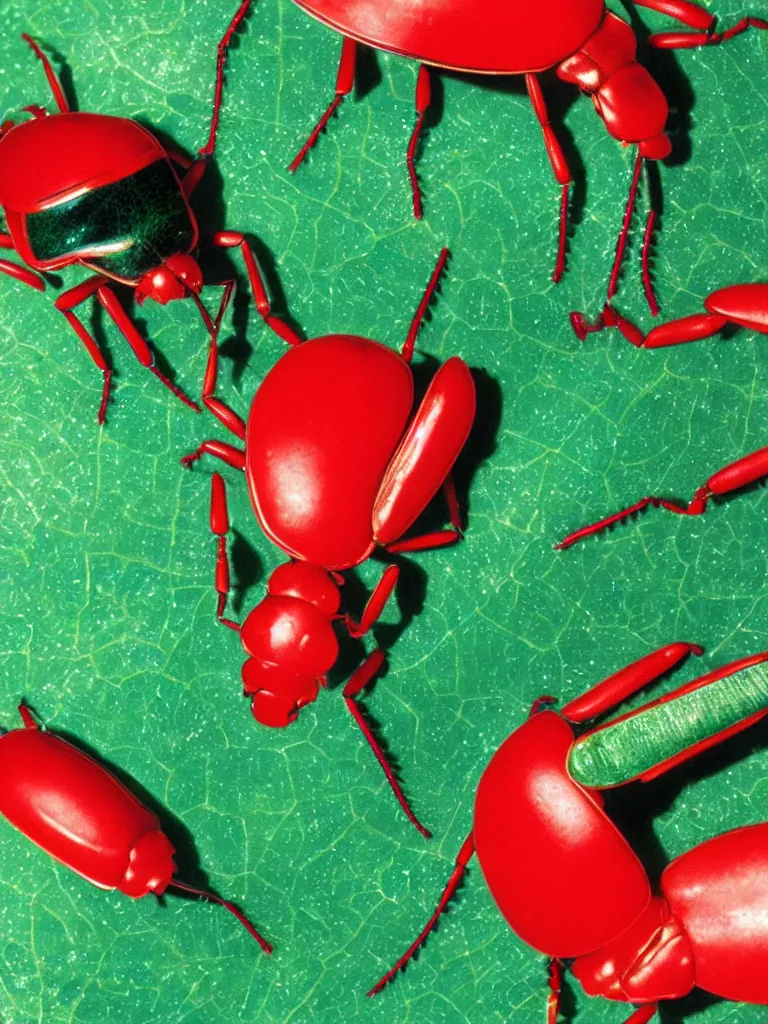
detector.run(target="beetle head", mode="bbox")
[119,829,176,898]
[571,898,695,1004]
[136,253,203,305]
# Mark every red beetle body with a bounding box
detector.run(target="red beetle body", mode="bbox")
[285,0,765,302]
[0,706,271,950]
[369,643,768,1019]
[0,4,301,423]
[182,250,476,836]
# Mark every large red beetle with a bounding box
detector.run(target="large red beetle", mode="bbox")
[0,1,293,422]
[0,704,272,952]
[285,0,766,299]
[556,444,768,549]
[369,642,768,1020]
[181,248,476,838]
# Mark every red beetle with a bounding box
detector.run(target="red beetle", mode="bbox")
[368,641,768,1021]
[555,444,768,549]
[0,704,272,952]
[285,0,766,298]
[0,2,294,423]
[181,249,476,838]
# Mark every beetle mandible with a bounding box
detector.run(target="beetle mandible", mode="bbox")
[368,642,768,1020]
[0,1,295,422]
[181,248,476,838]
[284,0,766,301]
[555,444,768,549]
[0,704,272,952]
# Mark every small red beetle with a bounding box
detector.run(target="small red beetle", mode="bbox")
[368,642,768,1021]
[0,1,294,423]
[181,249,476,838]
[285,0,766,296]
[0,705,272,952]
[555,444,768,550]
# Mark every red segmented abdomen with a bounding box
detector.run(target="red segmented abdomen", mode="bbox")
[663,824,768,1004]
[0,727,167,892]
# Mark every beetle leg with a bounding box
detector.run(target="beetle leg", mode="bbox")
[197,0,253,158]
[384,478,464,555]
[94,284,200,413]
[345,565,400,639]
[343,652,431,839]
[556,444,768,549]
[167,879,272,953]
[208,472,240,630]
[402,248,449,362]
[54,276,114,423]
[546,959,563,1024]
[211,232,302,346]
[367,832,476,995]
[407,66,432,219]
[622,1006,657,1024]
[634,0,768,46]
[645,311,731,348]
[561,643,703,723]
[181,440,246,471]
[196,281,246,440]
[21,34,69,113]
[288,36,357,173]
[0,234,45,291]
[525,74,573,283]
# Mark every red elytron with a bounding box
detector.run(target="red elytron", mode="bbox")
[0,705,272,952]
[573,283,768,350]
[368,642,768,1021]
[285,0,766,297]
[556,444,768,549]
[182,249,476,837]
[0,2,294,423]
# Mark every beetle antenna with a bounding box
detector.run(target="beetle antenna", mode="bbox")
[198,0,252,157]
[367,833,475,996]
[21,34,70,113]
[606,152,644,305]
[18,704,40,730]
[402,248,449,362]
[168,879,273,953]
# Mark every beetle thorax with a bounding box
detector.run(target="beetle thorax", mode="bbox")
[571,896,695,1004]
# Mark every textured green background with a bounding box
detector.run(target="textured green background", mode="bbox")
[0,1,767,1022]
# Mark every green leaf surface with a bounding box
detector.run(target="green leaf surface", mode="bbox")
[0,1,767,1022]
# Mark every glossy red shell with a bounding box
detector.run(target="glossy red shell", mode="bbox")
[290,0,605,74]
[663,824,768,1003]
[473,711,650,957]
[246,335,413,570]
[267,562,341,615]
[0,725,175,897]
[240,595,339,676]
[0,113,165,214]
[705,283,768,333]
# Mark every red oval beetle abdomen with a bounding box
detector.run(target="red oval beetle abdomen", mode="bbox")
[0,711,174,896]
[474,709,650,956]
[290,0,604,74]
[663,824,768,1004]
[0,706,272,951]
[246,334,414,569]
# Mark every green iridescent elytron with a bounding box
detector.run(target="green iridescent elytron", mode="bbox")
[25,159,194,281]
[568,662,768,788]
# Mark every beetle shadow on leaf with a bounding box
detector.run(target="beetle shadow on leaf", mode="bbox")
[229,528,265,614]
[354,44,384,100]
[406,356,502,537]
[32,718,228,905]
[658,988,722,1024]
[606,717,768,886]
